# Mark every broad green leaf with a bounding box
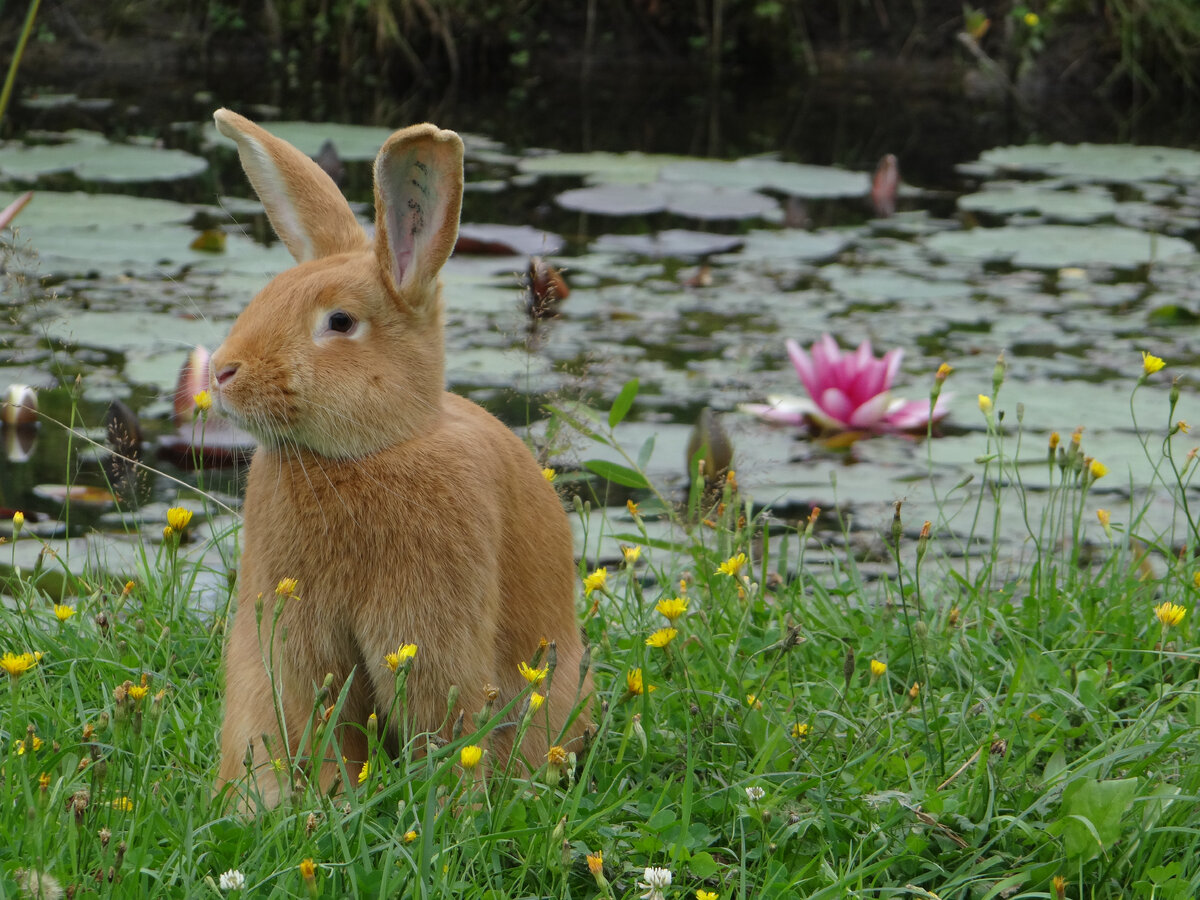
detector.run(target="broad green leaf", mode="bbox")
[689,851,719,879]
[584,459,650,489]
[609,378,639,428]
[1058,776,1138,861]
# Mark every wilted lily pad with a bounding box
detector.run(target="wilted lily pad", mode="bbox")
[925,224,1196,270]
[968,144,1200,185]
[592,230,744,258]
[557,181,778,220]
[0,132,208,183]
[958,186,1117,223]
[33,484,118,508]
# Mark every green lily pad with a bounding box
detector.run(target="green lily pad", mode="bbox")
[557,181,778,220]
[0,191,197,229]
[517,151,692,185]
[925,224,1195,270]
[0,132,208,184]
[660,157,871,199]
[592,230,744,258]
[42,309,227,354]
[204,120,394,161]
[959,185,1117,223]
[969,143,1200,185]
[720,229,853,264]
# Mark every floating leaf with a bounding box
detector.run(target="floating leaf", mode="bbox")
[456,223,565,256]
[660,157,871,199]
[925,224,1195,270]
[968,143,1200,185]
[593,230,744,258]
[958,186,1117,223]
[189,229,227,253]
[558,181,777,220]
[0,132,208,183]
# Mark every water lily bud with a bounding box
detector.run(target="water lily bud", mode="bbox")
[2,384,38,426]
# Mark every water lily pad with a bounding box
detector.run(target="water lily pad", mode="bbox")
[925,224,1196,270]
[205,120,394,161]
[720,229,853,264]
[969,144,1200,185]
[660,158,871,199]
[42,309,228,354]
[517,151,692,185]
[959,186,1117,223]
[557,181,778,220]
[0,132,208,183]
[0,191,196,229]
[456,223,565,255]
[592,230,744,258]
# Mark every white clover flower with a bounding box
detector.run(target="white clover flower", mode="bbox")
[218,869,246,891]
[745,785,766,803]
[638,866,673,900]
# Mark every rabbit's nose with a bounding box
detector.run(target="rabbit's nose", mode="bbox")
[215,364,240,386]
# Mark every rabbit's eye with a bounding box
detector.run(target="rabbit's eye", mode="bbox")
[326,311,357,334]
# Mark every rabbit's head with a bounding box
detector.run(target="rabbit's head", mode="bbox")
[209,110,463,459]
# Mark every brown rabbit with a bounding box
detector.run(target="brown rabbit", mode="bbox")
[209,109,591,809]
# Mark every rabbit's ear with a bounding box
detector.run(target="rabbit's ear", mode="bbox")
[213,109,367,263]
[373,125,463,307]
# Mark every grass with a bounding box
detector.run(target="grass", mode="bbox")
[1,364,1199,900]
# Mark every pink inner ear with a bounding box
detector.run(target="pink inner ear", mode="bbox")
[380,150,434,291]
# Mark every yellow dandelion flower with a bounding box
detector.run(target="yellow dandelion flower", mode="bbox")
[655,597,688,621]
[583,567,608,596]
[1097,509,1110,527]
[716,552,748,576]
[518,661,548,685]
[870,659,887,677]
[384,643,418,672]
[1142,351,1165,375]
[193,390,212,412]
[1178,420,1191,434]
[275,577,299,596]
[541,467,556,483]
[12,511,24,531]
[528,691,545,713]
[622,545,642,564]
[626,668,656,696]
[586,852,604,876]
[460,745,484,769]
[38,772,50,791]
[299,858,316,881]
[112,797,133,812]
[128,685,148,702]
[697,891,719,900]
[402,829,417,843]
[358,761,369,785]
[978,394,993,414]
[166,507,193,531]
[1,652,39,678]
[14,740,25,755]
[1154,602,1187,628]
[547,745,568,766]
[645,627,678,649]
[746,693,762,710]
[935,363,952,381]
[1023,11,1039,26]
[626,499,640,517]
[791,722,809,739]
[1052,875,1067,900]
[53,604,75,622]
[1089,459,1108,480]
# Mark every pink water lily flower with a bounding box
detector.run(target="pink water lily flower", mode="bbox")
[744,334,949,433]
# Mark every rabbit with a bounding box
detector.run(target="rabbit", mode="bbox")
[209,109,592,809]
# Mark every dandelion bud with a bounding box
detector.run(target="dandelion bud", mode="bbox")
[451,710,464,741]
[977,394,993,415]
[578,642,591,689]
[445,684,460,716]
[935,363,952,383]
[1097,509,1112,540]
[1170,376,1181,416]
[909,681,921,700]
[1052,875,1067,900]
[11,510,24,533]
[632,713,647,758]
[914,620,928,640]
[992,351,1006,396]
[916,520,931,566]
[842,646,855,687]
[1016,402,1025,423]
[367,712,378,744]
[545,640,558,675]
[891,500,903,547]
[805,506,820,538]
[947,607,960,628]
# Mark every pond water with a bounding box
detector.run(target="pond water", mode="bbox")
[1,74,1199,586]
